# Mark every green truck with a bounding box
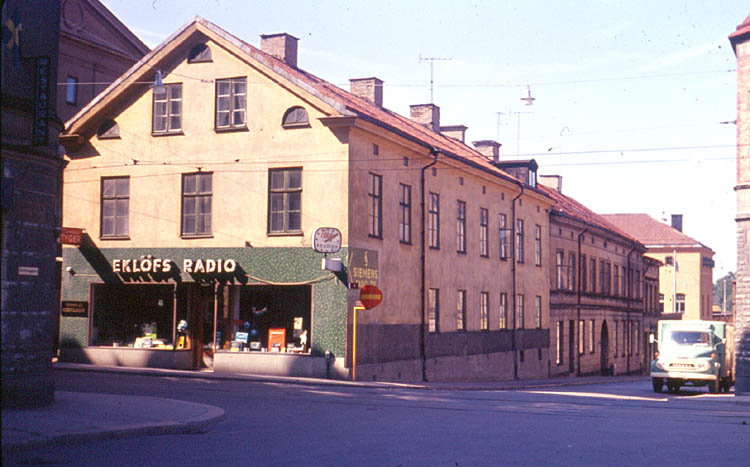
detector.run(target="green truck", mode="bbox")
[650,320,734,394]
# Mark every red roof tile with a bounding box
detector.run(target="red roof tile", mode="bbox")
[600,213,712,252]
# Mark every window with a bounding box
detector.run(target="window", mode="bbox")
[153,83,182,134]
[456,290,466,331]
[428,288,439,332]
[659,294,664,312]
[676,293,686,313]
[516,294,525,329]
[581,254,587,293]
[66,76,77,105]
[268,168,302,234]
[534,224,542,266]
[181,172,212,236]
[456,200,466,253]
[499,214,509,259]
[665,256,673,266]
[614,265,620,296]
[614,321,619,357]
[556,321,564,365]
[590,258,597,293]
[399,184,411,244]
[516,219,524,263]
[188,43,212,62]
[499,293,508,329]
[568,253,576,291]
[428,193,440,248]
[579,320,585,354]
[535,295,542,328]
[556,250,566,289]
[101,177,129,238]
[480,292,489,330]
[599,260,607,295]
[282,106,309,128]
[215,77,247,129]
[368,173,382,238]
[589,319,595,354]
[480,208,489,257]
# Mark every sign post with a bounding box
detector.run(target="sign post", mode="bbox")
[352,305,365,381]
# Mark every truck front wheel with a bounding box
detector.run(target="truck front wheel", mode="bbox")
[652,378,664,393]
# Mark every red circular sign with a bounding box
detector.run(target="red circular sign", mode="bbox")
[359,285,383,309]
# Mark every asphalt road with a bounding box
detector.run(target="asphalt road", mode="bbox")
[6,370,749,467]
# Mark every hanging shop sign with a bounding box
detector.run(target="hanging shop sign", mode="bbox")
[348,247,378,288]
[111,257,237,274]
[312,227,342,254]
[59,227,83,246]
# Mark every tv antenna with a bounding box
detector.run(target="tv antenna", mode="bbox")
[419,55,451,103]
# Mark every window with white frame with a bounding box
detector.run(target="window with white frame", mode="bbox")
[480,291,489,330]
[215,77,246,129]
[456,200,466,253]
[480,208,489,257]
[428,288,439,332]
[499,293,508,329]
[456,289,466,331]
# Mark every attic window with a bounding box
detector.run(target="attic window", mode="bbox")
[97,120,120,139]
[188,43,212,63]
[282,106,309,128]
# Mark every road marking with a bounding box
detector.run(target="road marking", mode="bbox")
[523,390,669,402]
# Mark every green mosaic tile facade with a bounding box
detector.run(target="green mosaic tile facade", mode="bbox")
[60,246,349,357]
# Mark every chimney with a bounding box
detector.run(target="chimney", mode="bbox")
[260,33,298,67]
[410,104,440,132]
[440,125,468,143]
[472,140,501,163]
[671,214,683,232]
[539,175,563,193]
[349,77,384,107]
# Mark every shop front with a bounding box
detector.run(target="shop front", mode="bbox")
[59,246,348,377]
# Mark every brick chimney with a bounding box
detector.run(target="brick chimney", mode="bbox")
[410,104,440,132]
[671,214,683,232]
[440,125,468,143]
[260,33,298,67]
[350,77,383,107]
[472,140,501,163]
[539,175,563,193]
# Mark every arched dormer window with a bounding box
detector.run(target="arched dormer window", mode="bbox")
[188,43,212,63]
[97,119,120,139]
[282,106,309,128]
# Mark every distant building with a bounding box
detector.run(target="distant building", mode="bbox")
[730,14,750,395]
[538,176,656,377]
[602,214,715,322]
[59,17,554,382]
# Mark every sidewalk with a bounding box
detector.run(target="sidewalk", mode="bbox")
[2,390,225,451]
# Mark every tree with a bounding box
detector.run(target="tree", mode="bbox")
[713,271,735,314]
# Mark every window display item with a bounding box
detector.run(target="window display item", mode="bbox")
[268,328,286,352]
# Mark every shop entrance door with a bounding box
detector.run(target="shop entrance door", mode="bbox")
[190,284,216,369]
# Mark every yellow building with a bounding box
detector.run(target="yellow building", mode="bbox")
[59,17,553,381]
[602,214,714,321]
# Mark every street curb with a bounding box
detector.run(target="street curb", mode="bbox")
[2,395,226,452]
[53,362,648,391]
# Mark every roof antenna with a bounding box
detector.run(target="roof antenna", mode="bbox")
[419,55,451,103]
[521,85,535,106]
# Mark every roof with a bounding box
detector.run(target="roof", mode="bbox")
[600,213,713,252]
[62,17,551,200]
[729,14,750,52]
[536,185,642,247]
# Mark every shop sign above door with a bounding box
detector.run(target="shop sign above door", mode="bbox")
[59,227,83,246]
[312,227,342,254]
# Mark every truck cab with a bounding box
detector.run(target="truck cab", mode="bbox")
[650,320,734,394]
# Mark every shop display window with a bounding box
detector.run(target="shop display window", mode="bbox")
[91,284,174,348]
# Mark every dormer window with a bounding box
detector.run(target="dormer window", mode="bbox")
[282,106,309,128]
[529,168,537,188]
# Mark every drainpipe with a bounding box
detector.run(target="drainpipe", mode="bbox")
[576,225,589,377]
[510,182,524,380]
[420,148,439,382]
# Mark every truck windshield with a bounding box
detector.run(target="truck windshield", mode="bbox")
[666,331,710,346]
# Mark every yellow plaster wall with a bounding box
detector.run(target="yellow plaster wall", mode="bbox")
[63,38,349,249]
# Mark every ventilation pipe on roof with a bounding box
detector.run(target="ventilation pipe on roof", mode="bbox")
[671,214,683,232]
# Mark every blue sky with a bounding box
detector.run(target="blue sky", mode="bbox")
[102,0,748,278]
